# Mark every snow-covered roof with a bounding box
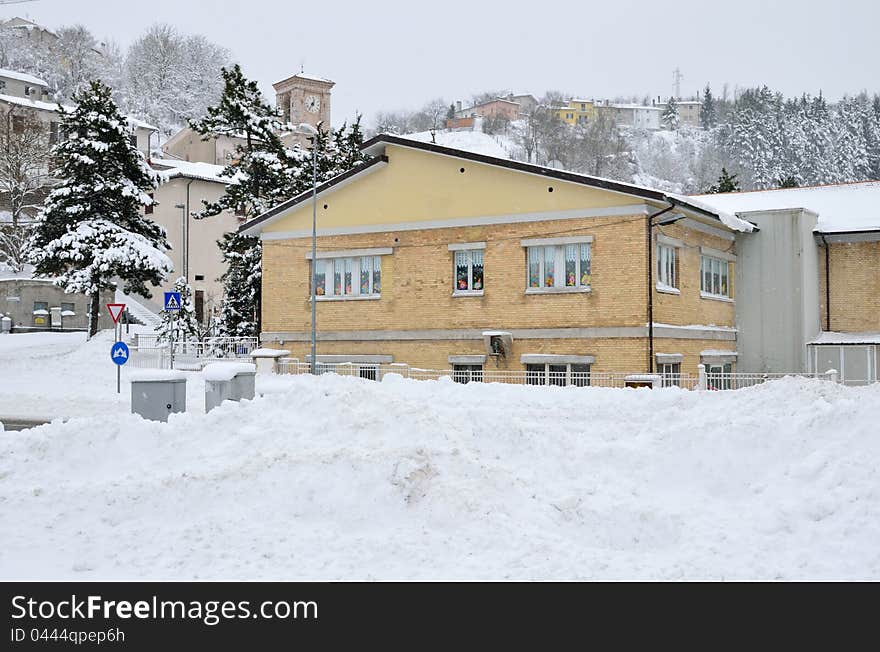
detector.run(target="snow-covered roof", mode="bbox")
[0,93,66,113]
[293,72,333,84]
[691,181,880,234]
[0,68,49,87]
[810,331,880,345]
[606,103,663,112]
[151,158,231,184]
[127,116,158,132]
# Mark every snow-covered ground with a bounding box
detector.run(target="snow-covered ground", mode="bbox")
[0,329,207,420]
[1,332,879,580]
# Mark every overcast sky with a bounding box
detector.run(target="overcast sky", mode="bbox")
[5,0,878,126]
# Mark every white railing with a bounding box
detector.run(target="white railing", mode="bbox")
[274,360,846,391]
[127,337,258,370]
[275,360,703,389]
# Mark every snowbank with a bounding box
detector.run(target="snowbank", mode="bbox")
[2,373,878,580]
[203,362,256,381]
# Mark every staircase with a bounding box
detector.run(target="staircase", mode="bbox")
[115,290,162,330]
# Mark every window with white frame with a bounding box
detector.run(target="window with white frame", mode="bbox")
[315,255,381,299]
[659,362,681,387]
[452,364,483,384]
[700,255,730,298]
[527,243,591,290]
[454,249,483,293]
[525,363,590,386]
[705,362,733,390]
[657,244,677,290]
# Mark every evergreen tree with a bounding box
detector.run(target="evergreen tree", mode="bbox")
[192,65,370,337]
[190,65,305,337]
[156,276,201,342]
[777,175,799,188]
[707,168,741,193]
[701,84,716,129]
[28,80,171,336]
[661,97,679,130]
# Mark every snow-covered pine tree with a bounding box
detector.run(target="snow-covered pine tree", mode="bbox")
[701,85,716,129]
[215,232,262,337]
[156,276,201,343]
[28,80,172,337]
[661,97,679,130]
[189,64,306,337]
[192,65,372,337]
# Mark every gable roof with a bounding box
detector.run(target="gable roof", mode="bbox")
[0,68,49,87]
[240,134,755,236]
[691,181,880,234]
[151,158,232,184]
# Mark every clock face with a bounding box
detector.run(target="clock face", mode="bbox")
[305,95,321,114]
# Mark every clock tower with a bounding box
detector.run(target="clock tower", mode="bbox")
[273,72,334,138]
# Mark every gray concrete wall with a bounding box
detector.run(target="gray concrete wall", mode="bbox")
[734,208,821,373]
[1,279,114,332]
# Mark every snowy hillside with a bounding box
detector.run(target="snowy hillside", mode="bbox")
[400,129,516,159]
[2,367,879,580]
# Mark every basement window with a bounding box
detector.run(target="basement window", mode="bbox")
[452,364,483,384]
[525,363,590,387]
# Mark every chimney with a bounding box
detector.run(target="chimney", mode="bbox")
[456,100,462,112]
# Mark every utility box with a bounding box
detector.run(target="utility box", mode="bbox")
[205,377,234,413]
[249,348,290,374]
[1,316,10,334]
[232,368,256,401]
[203,362,257,412]
[130,371,187,422]
[624,374,662,389]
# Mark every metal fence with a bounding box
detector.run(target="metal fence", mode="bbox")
[275,360,710,389]
[273,359,847,391]
[127,337,259,370]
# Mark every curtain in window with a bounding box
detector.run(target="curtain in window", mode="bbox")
[455,251,469,291]
[471,250,483,290]
[579,244,591,286]
[528,248,541,288]
[543,246,555,287]
[565,244,577,287]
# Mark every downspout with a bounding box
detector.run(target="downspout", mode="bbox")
[821,234,830,332]
[184,179,193,282]
[647,203,676,373]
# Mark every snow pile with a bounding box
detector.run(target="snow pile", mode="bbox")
[2,373,878,580]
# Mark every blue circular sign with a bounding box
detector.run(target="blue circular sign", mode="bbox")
[111,341,130,366]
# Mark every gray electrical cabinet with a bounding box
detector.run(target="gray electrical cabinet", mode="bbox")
[232,371,256,401]
[205,378,234,413]
[131,377,187,422]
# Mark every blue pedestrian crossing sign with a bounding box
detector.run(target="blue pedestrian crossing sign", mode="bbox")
[164,291,182,311]
[111,341,129,366]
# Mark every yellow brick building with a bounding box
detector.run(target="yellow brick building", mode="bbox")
[243,136,754,384]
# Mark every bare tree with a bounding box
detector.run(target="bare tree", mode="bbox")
[125,23,231,136]
[0,106,51,271]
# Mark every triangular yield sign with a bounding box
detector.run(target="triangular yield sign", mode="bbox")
[106,303,126,324]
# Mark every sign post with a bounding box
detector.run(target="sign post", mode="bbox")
[164,292,181,369]
[107,303,127,393]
